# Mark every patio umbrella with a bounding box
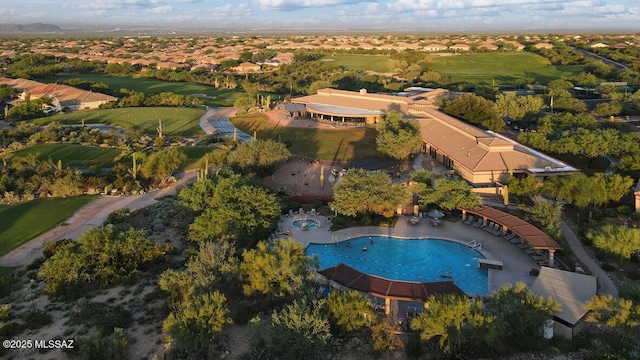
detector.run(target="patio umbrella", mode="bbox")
[427,209,445,219]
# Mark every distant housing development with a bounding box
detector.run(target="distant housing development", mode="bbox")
[0,77,118,112]
[291,88,577,186]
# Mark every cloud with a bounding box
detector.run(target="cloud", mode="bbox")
[256,0,373,10]
[147,5,173,14]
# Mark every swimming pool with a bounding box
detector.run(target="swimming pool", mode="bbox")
[306,236,488,295]
[293,219,320,229]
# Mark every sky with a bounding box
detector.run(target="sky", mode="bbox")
[0,0,639,32]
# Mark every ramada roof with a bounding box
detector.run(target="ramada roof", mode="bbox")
[318,263,467,301]
[463,206,562,250]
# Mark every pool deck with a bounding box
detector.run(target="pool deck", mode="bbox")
[281,213,542,293]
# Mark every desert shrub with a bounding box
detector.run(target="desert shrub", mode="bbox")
[0,304,11,321]
[71,303,132,334]
[26,257,45,271]
[330,217,348,231]
[601,263,616,271]
[43,238,74,259]
[67,327,129,360]
[616,205,632,215]
[0,276,13,298]
[105,208,130,224]
[619,281,640,303]
[0,321,24,338]
[39,226,172,296]
[24,308,53,329]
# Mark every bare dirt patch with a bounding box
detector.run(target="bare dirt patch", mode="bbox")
[265,159,338,197]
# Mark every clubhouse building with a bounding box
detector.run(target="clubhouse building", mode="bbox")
[291,88,577,187]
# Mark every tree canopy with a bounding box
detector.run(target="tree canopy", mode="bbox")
[181,171,281,247]
[375,110,422,160]
[240,238,316,300]
[418,177,481,210]
[330,168,409,218]
[323,289,373,334]
[140,147,186,185]
[227,139,291,177]
[586,224,640,263]
[441,93,504,131]
[585,295,640,342]
[39,226,171,296]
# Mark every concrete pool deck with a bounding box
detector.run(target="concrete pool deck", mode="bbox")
[281,213,542,293]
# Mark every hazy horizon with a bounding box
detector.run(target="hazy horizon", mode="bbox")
[0,0,639,34]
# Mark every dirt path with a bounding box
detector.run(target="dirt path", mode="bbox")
[0,170,196,268]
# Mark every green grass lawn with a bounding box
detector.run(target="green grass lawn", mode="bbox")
[231,114,379,162]
[42,74,240,106]
[177,146,228,171]
[13,144,123,170]
[320,54,393,73]
[429,52,582,85]
[0,196,96,256]
[31,107,205,136]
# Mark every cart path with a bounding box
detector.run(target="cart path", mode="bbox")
[0,170,196,268]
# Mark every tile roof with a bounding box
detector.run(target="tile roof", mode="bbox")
[318,263,467,301]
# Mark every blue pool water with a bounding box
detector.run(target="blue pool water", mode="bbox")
[293,219,319,229]
[306,236,488,295]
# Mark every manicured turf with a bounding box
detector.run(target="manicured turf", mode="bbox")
[0,196,96,256]
[320,55,393,73]
[31,107,205,136]
[231,114,379,162]
[13,144,123,170]
[178,146,227,170]
[429,52,582,85]
[42,74,239,106]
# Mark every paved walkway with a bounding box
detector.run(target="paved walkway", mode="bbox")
[198,106,253,142]
[198,107,219,135]
[560,220,618,297]
[0,170,196,268]
[484,200,618,298]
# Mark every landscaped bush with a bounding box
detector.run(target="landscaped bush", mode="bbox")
[105,208,130,224]
[24,308,53,329]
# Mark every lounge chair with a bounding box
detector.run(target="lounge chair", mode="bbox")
[503,233,516,240]
[538,260,550,267]
[509,236,522,244]
[532,254,548,261]
[464,215,474,225]
[518,243,532,250]
[473,218,484,227]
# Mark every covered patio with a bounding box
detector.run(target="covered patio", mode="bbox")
[460,206,562,267]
